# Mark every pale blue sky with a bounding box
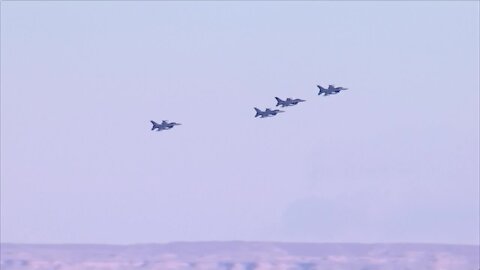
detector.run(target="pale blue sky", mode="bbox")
[1,1,479,245]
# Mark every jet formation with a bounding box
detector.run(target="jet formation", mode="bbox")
[254,84,348,118]
[151,84,349,130]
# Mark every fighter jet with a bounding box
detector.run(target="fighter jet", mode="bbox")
[317,84,348,96]
[275,97,306,107]
[254,107,284,118]
[150,120,181,131]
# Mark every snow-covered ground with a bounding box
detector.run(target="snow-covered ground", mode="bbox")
[1,242,478,270]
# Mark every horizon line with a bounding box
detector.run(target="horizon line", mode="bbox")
[1,240,478,247]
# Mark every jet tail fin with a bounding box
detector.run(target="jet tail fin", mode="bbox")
[274,97,283,107]
[150,120,158,130]
[317,85,326,95]
[254,107,262,117]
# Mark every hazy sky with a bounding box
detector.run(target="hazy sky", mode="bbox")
[1,1,479,245]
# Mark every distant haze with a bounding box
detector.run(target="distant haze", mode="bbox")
[1,242,479,270]
[1,2,479,244]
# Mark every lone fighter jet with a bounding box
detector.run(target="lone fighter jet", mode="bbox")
[317,84,348,96]
[254,107,284,118]
[275,97,306,107]
[150,120,181,131]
